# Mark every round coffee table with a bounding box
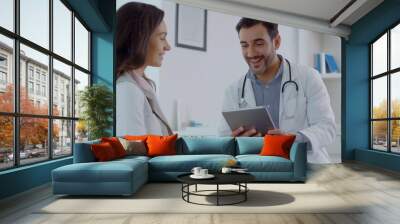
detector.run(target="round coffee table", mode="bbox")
[177,173,255,206]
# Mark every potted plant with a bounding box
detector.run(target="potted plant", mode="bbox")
[79,84,113,140]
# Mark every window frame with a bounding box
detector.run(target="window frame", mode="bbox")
[370,20,400,154]
[0,0,92,171]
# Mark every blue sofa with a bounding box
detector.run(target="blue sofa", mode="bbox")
[52,137,307,196]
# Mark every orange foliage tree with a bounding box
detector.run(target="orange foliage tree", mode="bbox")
[0,84,59,151]
[372,99,400,142]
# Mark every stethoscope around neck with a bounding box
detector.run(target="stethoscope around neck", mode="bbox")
[239,58,299,108]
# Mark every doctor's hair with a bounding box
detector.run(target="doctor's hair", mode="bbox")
[236,18,278,40]
[116,2,164,77]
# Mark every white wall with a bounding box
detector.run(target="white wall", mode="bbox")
[160,1,245,131]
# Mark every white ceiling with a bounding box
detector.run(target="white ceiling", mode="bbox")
[225,0,352,23]
[170,0,384,37]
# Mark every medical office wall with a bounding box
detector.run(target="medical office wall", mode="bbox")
[343,0,400,171]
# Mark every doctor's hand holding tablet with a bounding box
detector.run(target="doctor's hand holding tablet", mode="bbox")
[223,106,283,137]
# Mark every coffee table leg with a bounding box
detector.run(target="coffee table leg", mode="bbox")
[195,184,198,192]
[217,184,219,206]
[245,183,247,201]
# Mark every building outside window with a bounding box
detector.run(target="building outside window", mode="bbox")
[0,0,91,171]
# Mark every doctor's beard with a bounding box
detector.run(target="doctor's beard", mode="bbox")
[248,52,277,76]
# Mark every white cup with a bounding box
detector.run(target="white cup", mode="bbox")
[191,167,202,176]
[221,167,232,174]
[200,169,208,176]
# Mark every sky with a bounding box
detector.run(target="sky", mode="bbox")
[0,0,89,75]
[372,31,400,110]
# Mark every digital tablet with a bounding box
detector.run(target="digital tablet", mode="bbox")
[222,106,276,135]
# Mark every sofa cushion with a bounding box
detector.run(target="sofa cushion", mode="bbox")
[236,137,264,155]
[118,138,147,156]
[91,142,118,161]
[101,137,127,158]
[147,134,178,157]
[260,134,296,159]
[52,158,147,183]
[148,154,235,172]
[177,137,235,155]
[236,155,293,172]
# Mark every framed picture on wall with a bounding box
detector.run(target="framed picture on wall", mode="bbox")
[175,4,207,51]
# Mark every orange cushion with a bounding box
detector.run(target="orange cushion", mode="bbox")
[124,135,150,141]
[91,142,118,161]
[101,137,127,158]
[146,134,178,157]
[259,134,296,159]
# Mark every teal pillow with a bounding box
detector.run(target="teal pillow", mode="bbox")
[236,137,264,155]
[177,137,235,155]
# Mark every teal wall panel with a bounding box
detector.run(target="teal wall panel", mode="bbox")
[355,149,400,172]
[343,0,400,171]
[0,158,72,199]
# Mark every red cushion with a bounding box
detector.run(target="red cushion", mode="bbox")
[259,134,296,159]
[101,137,127,158]
[124,135,150,141]
[91,142,118,161]
[146,134,178,157]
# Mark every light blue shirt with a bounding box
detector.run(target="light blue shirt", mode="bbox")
[247,60,283,128]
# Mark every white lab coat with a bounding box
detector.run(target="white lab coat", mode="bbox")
[218,59,336,163]
[116,73,169,136]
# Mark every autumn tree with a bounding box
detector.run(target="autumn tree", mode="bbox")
[0,84,60,152]
[372,99,400,143]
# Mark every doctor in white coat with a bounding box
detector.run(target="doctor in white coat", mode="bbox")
[218,18,336,163]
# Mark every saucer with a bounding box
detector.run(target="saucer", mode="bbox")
[190,174,215,179]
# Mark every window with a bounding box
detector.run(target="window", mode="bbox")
[36,83,40,95]
[0,0,91,170]
[0,71,6,85]
[28,67,34,80]
[42,85,46,97]
[0,54,7,67]
[371,23,400,154]
[0,54,7,88]
[28,81,34,94]
[41,73,46,82]
[35,70,41,81]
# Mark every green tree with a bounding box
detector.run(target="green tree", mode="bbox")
[79,84,113,140]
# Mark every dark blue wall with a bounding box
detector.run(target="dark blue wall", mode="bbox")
[343,0,400,171]
[0,0,115,200]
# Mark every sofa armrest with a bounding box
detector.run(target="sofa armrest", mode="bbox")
[73,140,100,163]
[289,142,307,181]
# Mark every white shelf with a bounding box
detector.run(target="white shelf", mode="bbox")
[320,72,341,80]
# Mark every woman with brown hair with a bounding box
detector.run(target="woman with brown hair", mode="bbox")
[116,2,172,136]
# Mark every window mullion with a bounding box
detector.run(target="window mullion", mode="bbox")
[388,30,391,153]
[49,0,54,160]
[71,11,76,155]
[13,0,21,167]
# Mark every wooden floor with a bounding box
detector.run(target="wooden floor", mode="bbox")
[1,162,400,224]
